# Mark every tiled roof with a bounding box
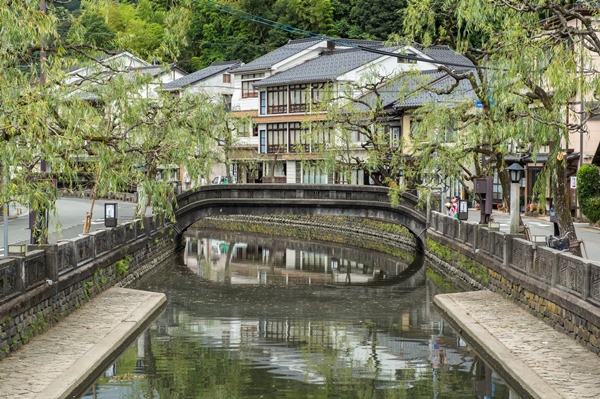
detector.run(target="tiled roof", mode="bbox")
[163,60,241,90]
[232,38,324,73]
[420,45,474,69]
[253,44,475,88]
[392,70,477,109]
[254,46,393,87]
[353,69,476,112]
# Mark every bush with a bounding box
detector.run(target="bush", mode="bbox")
[577,165,600,221]
[583,196,600,224]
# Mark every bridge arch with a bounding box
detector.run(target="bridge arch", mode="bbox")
[174,184,427,241]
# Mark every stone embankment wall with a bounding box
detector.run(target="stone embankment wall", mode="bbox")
[0,216,174,360]
[192,214,419,260]
[426,211,600,355]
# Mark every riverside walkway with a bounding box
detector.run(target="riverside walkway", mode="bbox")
[435,290,600,399]
[0,288,165,399]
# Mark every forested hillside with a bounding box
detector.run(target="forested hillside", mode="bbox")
[57,0,407,71]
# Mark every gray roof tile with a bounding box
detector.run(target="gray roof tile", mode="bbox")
[354,69,476,112]
[254,46,392,87]
[232,38,323,74]
[163,60,241,90]
[420,45,474,69]
[392,70,477,109]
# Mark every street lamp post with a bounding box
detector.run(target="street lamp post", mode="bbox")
[507,163,524,234]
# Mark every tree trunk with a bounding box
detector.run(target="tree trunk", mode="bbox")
[82,184,98,234]
[551,142,582,256]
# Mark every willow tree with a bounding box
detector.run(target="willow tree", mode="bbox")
[399,0,600,256]
[1,0,218,241]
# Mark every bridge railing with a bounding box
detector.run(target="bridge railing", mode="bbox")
[430,210,600,306]
[176,184,419,210]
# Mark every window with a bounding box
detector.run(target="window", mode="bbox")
[391,126,401,147]
[260,130,266,153]
[398,52,417,64]
[410,120,420,138]
[241,73,263,98]
[223,74,231,83]
[311,122,332,147]
[260,92,266,115]
[237,122,250,138]
[288,122,309,153]
[311,82,326,105]
[267,86,287,114]
[222,94,232,111]
[266,123,287,153]
[492,168,503,201]
[352,130,364,143]
[444,124,456,143]
[289,84,308,113]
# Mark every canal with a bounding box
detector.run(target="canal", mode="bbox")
[81,229,515,398]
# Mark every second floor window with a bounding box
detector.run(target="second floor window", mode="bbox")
[267,123,287,153]
[267,86,287,114]
[241,73,263,98]
[289,84,308,113]
[311,82,327,105]
[223,74,231,83]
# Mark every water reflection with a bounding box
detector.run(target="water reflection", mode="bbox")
[81,231,520,399]
[184,231,419,286]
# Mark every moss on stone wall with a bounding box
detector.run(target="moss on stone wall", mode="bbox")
[194,214,416,263]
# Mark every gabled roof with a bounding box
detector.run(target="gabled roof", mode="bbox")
[232,38,324,74]
[392,69,477,109]
[352,68,476,114]
[162,60,241,90]
[420,45,474,69]
[254,46,395,87]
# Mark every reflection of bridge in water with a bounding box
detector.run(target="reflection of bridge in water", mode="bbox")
[182,230,424,286]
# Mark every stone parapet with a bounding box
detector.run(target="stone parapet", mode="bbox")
[0,215,173,360]
[427,210,600,355]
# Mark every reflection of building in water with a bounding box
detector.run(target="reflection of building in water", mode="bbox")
[148,280,471,387]
[183,231,422,286]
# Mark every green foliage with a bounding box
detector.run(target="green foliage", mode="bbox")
[115,256,132,276]
[577,164,599,201]
[583,196,600,224]
[79,10,116,48]
[425,268,454,293]
[577,165,600,223]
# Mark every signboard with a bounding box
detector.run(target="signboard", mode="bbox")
[105,203,118,227]
[570,176,577,189]
[458,200,469,221]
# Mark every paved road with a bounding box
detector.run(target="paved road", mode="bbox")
[0,198,139,254]
[467,209,600,261]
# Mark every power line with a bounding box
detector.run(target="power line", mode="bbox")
[195,0,485,71]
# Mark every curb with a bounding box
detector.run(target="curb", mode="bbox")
[434,292,564,399]
[34,288,166,399]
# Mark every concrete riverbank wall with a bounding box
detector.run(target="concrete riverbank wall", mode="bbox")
[0,216,174,360]
[426,211,600,355]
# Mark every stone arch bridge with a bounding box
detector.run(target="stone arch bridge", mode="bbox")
[174,184,427,241]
